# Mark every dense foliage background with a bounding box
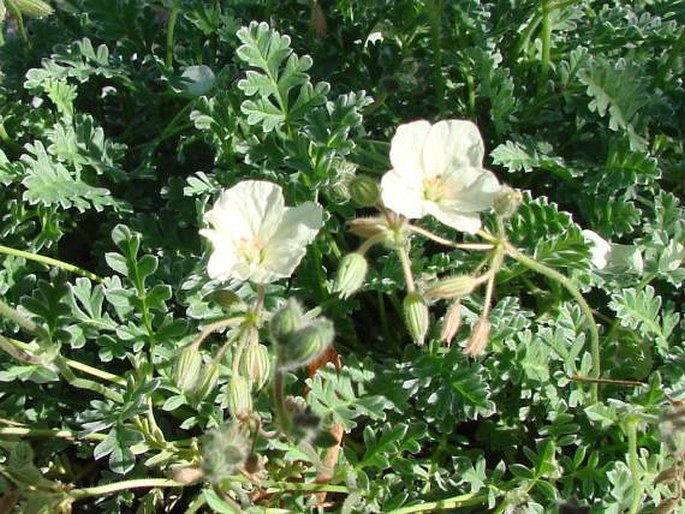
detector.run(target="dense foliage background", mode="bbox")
[0,0,683,512]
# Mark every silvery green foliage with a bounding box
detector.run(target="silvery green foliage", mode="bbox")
[0,1,683,513]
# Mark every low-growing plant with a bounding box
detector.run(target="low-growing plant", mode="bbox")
[0,1,683,513]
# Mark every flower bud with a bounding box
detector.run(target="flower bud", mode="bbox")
[269,298,304,344]
[173,346,203,394]
[333,253,368,299]
[202,423,250,483]
[347,216,391,240]
[425,275,478,300]
[464,318,491,357]
[277,319,334,371]
[403,292,429,346]
[227,375,252,420]
[10,0,54,17]
[240,343,271,390]
[193,362,219,402]
[493,186,523,219]
[440,301,462,347]
[349,175,380,207]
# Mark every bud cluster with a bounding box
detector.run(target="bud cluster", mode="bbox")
[270,298,335,371]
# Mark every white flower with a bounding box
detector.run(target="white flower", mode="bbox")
[200,181,323,284]
[380,119,501,233]
[582,230,611,270]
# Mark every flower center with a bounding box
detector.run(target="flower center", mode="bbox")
[423,175,453,203]
[236,237,264,265]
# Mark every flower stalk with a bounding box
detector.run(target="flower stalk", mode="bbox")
[506,243,601,403]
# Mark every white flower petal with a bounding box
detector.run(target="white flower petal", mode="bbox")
[380,169,425,219]
[582,230,611,269]
[425,202,483,233]
[201,230,239,280]
[216,180,284,241]
[260,202,323,282]
[389,120,431,176]
[441,168,501,213]
[421,120,484,176]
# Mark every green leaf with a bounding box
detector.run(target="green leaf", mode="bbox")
[202,489,237,513]
[236,21,328,132]
[609,286,679,356]
[93,425,144,474]
[307,363,391,432]
[578,57,649,150]
[20,141,117,213]
[402,347,495,432]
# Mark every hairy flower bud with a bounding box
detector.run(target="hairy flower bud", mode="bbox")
[277,319,334,371]
[493,186,523,219]
[174,346,203,394]
[464,318,491,357]
[347,216,391,241]
[10,0,54,17]
[270,298,304,344]
[349,175,380,207]
[333,253,368,299]
[201,423,250,483]
[227,375,253,420]
[240,343,271,390]
[403,292,429,346]
[440,301,462,347]
[426,275,478,300]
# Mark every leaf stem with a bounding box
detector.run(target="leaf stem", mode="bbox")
[0,426,106,442]
[0,244,103,282]
[386,492,486,513]
[505,244,601,402]
[6,336,125,385]
[71,478,185,501]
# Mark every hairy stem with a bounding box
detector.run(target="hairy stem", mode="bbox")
[506,244,601,403]
[386,492,486,513]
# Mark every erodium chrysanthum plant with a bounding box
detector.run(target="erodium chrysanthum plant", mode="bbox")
[0,3,683,513]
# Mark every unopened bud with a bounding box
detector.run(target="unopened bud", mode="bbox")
[10,0,54,17]
[278,319,334,371]
[333,253,368,299]
[426,275,478,300]
[240,342,271,390]
[193,362,219,401]
[347,216,391,240]
[464,318,490,357]
[270,298,304,344]
[174,346,203,394]
[493,186,523,219]
[403,292,429,346]
[227,375,252,420]
[349,175,380,207]
[440,301,462,346]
